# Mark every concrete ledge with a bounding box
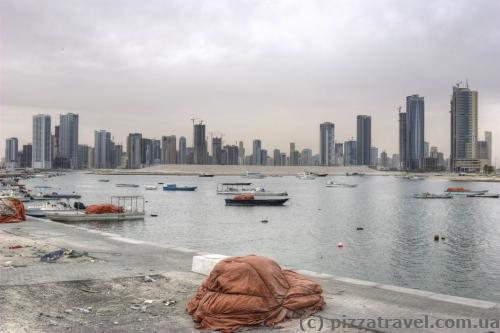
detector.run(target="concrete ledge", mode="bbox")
[295,269,334,279]
[377,284,435,297]
[191,254,228,275]
[334,276,381,287]
[428,293,497,309]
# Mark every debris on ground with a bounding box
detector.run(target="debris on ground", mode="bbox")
[143,275,155,283]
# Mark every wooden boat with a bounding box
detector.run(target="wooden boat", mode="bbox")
[163,184,197,191]
[414,192,453,199]
[466,193,499,198]
[116,184,139,188]
[225,194,288,206]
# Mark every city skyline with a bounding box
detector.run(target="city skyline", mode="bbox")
[1,1,499,162]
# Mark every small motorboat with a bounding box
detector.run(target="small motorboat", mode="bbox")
[403,175,425,180]
[116,184,139,188]
[312,173,328,177]
[163,184,197,191]
[445,187,488,195]
[225,194,289,206]
[98,179,110,182]
[414,192,453,199]
[145,185,157,190]
[38,193,82,199]
[466,193,499,198]
[346,172,365,176]
[244,171,265,179]
[26,201,78,217]
[216,183,287,196]
[199,173,215,177]
[326,180,357,188]
[296,172,316,180]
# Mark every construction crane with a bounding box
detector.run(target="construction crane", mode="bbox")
[190,117,203,126]
[397,106,402,113]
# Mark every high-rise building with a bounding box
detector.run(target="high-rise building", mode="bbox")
[260,149,268,165]
[356,115,371,165]
[193,122,207,165]
[5,137,18,169]
[59,113,79,168]
[370,147,379,167]
[21,144,32,168]
[152,139,161,165]
[113,144,124,168]
[238,141,245,165]
[221,145,239,165]
[450,84,480,172]
[212,137,222,165]
[398,110,407,170]
[405,95,425,170]
[141,138,153,167]
[289,143,299,166]
[319,122,335,166]
[52,125,60,162]
[424,141,430,158]
[127,133,142,169]
[77,145,89,169]
[273,149,281,166]
[343,140,357,166]
[161,135,177,164]
[334,143,343,166]
[380,151,388,168]
[485,131,492,166]
[280,153,287,166]
[32,114,52,169]
[301,149,313,166]
[178,137,187,164]
[88,147,94,169]
[252,139,261,165]
[94,130,112,169]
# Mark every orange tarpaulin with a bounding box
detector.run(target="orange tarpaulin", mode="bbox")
[0,198,25,223]
[84,204,123,214]
[187,255,325,332]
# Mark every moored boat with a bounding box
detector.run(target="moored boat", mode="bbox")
[199,173,214,177]
[163,184,197,191]
[326,180,357,188]
[296,172,316,180]
[216,183,287,196]
[244,171,265,179]
[116,184,139,188]
[98,179,110,182]
[225,194,289,206]
[145,185,157,190]
[466,193,499,198]
[414,192,453,199]
[445,187,488,195]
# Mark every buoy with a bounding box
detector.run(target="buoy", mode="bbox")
[261,219,268,223]
[337,242,344,248]
[434,235,440,241]
[356,227,364,231]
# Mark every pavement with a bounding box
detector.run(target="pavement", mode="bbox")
[1,218,499,332]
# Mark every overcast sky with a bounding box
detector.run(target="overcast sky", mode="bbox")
[1,0,499,162]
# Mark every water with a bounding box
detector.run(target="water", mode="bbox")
[23,172,500,302]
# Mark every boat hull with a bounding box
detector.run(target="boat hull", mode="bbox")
[163,187,197,191]
[446,190,488,195]
[225,198,289,206]
[45,212,145,222]
[217,191,288,196]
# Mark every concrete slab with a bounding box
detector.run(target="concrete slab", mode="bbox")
[334,277,381,287]
[428,293,498,309]
[191,254,228,275]
[377,284,435,298]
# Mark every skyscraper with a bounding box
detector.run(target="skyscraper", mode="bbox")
[344,140,357,166]
[59,113,79,168]
[398,110,407,170]
[32,114,52,169]
[334,143,343,166]
[273,149,281,166]
[161,135,177,164]
[405,95,425,170]
[450,84,479,172]
[211,137,222,165]
[21,144,32,168]
[141,138,153,167]
[289,143,296,166]
[193,122,207,164]
[94,130,112,169]
[260,149,268,165]
[238,141,245,165]
[485,131,492,166]
[301,148,313,166]
[252,139,261,165]
[319,122,335,166]
[370,146,379,167]
[178,136,187,164]
[356,115,371,165]
[78,145,89,169]
[152,139,161,165]
[127,133,142,169]
[5,137,18,169]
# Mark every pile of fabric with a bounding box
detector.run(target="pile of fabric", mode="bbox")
[0,198,25,223]
[84,204,123,214]
[187,255,325,332]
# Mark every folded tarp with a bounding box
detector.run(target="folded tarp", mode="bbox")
[0,198,25,223]
[187,255,325,332]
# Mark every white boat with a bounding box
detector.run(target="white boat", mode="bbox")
[244,171,265,179]
[403,175,425,180]
[44,196,145,222]
[145,185,157,190]
[296,172,316,180]
[0,189,32,202]
[414,192,452,199]
[326,180,357,188]
[116,184,139,188]
[26,201,77,217]
[216,183,287,196]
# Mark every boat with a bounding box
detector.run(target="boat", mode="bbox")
[414,192,453,199]
[445,187,488,195]
[326,180,357,188]
[346,172,365,176]
[145,185,157,190]
[26,201,77,217]
[296,172,316,180]
[98,179,110,182]
[403,175,425,180]
[116,184,139,188]
[36,193,82,199]
[45,196,145,222]
[216,183,287,196]
[225,194,289,206]
[244,171,265,179]
[199,173,215,177]
[312,173,328,177]
[466,193,499,198]
[163,184,197,191]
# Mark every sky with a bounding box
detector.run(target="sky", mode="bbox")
[1,0,499,163]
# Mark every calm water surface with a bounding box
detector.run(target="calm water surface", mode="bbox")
[23,173,500,302]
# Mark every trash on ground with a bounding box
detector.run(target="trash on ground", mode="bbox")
[143,275,155,283]
[40,249,64,263]
[66,249,88,258]
[187,255,324,332]
[8,245,24,249]
[163,299,176,306]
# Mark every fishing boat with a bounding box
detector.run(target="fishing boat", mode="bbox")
[26,200,77,217]
[225,194,289,206]
[163,184,197,191]
[199,173,215,177]
[466,193,499,198]
[296,172,316,180]
[414,192,453,199]
[326,180,357,188]
[45,196,145,222]
[445,187,488,195]
[34,193,82,200]
[116,184,139,188]
[216,183,287,196]
[244,171,265,179]
[145,185,157,190]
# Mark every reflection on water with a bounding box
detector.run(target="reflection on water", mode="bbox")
[23,172,500,302]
